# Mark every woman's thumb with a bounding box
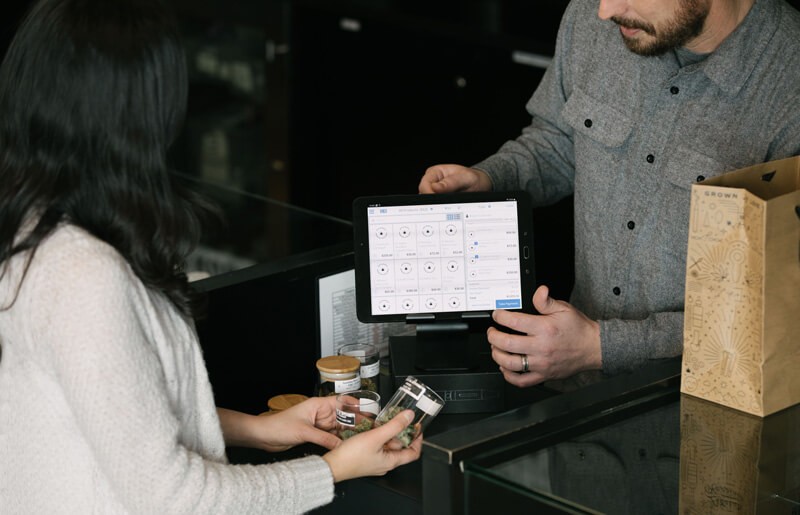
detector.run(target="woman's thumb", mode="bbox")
[379,409,414,437]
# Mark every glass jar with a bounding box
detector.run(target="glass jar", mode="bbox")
[335,390,381,440]
[338,343,380,393]
[316,355,361,397]
[375,376,445,447]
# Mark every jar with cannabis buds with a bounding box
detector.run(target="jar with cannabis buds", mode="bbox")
[338,343,380,394]
[316,355,361,397]
[375,376,444,447]
[335,390,380,440]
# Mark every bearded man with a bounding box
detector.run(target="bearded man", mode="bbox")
[418,0,800,389]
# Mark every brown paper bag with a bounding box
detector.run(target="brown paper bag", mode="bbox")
[678,394,800,514]
[681,155,800,417]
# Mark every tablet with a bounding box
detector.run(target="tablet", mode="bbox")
[352,191,536,324]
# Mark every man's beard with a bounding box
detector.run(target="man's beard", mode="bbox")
[612,0,710,56]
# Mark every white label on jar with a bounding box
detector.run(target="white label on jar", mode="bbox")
[399,382,424,400]
[416,394,443,416]
[336,409,356,426]
[361,361,380,378]
[334,376,362,393]
[398,385,425,401]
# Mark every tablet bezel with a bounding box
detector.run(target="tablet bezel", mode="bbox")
[352,191,536,324]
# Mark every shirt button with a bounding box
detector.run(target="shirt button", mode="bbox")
[613,287,621,296]
[627,221,635,230]
[646,154,655,163]
[670,86,679,95]
[584,119,593,128]
[696,175,705,182]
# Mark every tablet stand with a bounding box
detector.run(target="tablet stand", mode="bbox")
[412,321,479,372]
[388,331,506,414]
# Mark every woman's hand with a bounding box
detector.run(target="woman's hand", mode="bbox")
[218,400,422,482]
[217,396,342,453]
[322,409,422,482]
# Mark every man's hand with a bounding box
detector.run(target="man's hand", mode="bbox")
[488,285,602,387]
[418,164,493,194]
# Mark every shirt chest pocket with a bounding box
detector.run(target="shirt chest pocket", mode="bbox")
[663,146,729,190]
[657,146,729,258]
[562,87,634,149]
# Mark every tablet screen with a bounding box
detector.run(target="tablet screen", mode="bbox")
[353,192,536,323]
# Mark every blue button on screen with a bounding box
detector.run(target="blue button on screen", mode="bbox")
[495,299,521,309]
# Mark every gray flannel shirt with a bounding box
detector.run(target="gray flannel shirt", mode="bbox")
[474,0,800,375]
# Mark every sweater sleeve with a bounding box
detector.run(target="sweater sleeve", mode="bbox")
[27,230,334,514]
[599,312,684,375]
[471,0,579,206]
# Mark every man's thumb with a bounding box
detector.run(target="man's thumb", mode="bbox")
[533,284,556,314]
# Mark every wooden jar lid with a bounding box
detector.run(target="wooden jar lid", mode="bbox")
[316,355,360,374]
[267,393,309,412]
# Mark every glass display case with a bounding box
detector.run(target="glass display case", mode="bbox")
[419,358,683,514]
[461,379,800,514]
[173,171,353,280]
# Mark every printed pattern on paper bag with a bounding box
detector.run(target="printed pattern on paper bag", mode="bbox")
[679,396,760,513]
[682,187,764,414]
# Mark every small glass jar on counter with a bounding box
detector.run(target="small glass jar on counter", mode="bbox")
[375,376,445,447]
[338,343,380,393]
[316,355,361,397]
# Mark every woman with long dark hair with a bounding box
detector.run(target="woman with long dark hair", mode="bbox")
[0,0,420,512]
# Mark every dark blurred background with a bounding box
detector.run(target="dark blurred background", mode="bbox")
[3,0,799,301]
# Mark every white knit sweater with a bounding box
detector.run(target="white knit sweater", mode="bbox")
[0,224,334,514]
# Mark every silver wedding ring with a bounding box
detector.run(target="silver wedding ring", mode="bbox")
[521,354,529,373]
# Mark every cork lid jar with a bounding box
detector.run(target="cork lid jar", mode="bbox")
[267,393,309,413]
[316,355,361,396]
[316,355,361,375]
